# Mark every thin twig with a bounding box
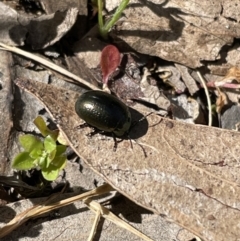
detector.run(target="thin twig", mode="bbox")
[197,71,212,126]
[0,42,99,91]
[87,209,101,241]
[84,198,154,241]
[0,184,113,238]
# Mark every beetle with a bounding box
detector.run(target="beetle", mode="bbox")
[75,90,131,137]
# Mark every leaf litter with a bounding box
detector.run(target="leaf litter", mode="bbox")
[1,0,240,241]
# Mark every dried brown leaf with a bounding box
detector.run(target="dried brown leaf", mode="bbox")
[0,51,13,175]
[41,0,87,14]
[175,64,199,95]
[0,2,78,49]
[222,1,240,22]
[15,78,240,241]
[109,0,240,68]
[219,67,240,84]
[0,2,28,46]
[216,89,228,113]
[140,67,171,112]
[156,65,186,93]
[28,8,78,49]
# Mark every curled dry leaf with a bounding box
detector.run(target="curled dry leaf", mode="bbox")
[155,65,186,93]
[216,67,240,87]
[216,89,228,114]
[208,66,240,108]
[175,64,199,96]
[15,78,240,241]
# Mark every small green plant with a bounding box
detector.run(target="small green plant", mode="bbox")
[97,0,130,39]
[12,116,67,181]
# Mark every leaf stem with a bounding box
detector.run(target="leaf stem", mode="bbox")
[104,0,129,32]
[98,0,129,39]
[98,0,104,35]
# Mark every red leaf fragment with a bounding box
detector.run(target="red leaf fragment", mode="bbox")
[100,45,121,85]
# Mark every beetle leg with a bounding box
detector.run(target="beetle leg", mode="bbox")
[113,134,117,151]
[76,122,88,129]
[112,134,125,151]
[87,129,100,137]
[76,122,103,137]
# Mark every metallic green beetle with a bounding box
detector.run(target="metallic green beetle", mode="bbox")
[75,90,131,136]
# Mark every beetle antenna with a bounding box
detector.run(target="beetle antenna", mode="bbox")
[126,132,147,158]
[130,112,153,131]
[129,137,147,158]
